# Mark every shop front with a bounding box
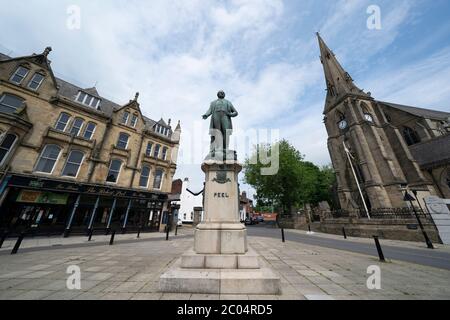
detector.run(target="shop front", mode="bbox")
[0,174,168,236]
[0,188,77,236]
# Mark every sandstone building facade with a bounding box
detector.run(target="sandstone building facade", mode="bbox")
[318,34,450,213]
[0,47,181,235]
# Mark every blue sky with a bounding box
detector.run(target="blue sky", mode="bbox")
[1,0,450,196]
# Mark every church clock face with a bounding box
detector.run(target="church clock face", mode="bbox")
[338,120,348,130]
[364,113,374,122]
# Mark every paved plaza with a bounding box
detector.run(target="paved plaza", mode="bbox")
[1,228,450,300]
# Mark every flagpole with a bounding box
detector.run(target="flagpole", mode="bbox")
[343,141,371,219]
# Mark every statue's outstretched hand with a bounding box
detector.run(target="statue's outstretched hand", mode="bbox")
[202,115,208,120]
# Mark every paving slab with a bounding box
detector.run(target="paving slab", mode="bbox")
[0,231,449,300]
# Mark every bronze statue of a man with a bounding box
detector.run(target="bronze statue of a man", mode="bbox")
[202,91,238,156]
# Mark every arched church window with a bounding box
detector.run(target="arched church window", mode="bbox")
[403,127,421,146]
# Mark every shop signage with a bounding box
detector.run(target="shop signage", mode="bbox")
[8,175,167,200]
[17,190,69,205]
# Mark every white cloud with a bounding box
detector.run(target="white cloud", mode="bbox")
[362,46,450,109]
[1,0,448,202]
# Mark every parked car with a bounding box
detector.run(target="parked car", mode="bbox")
[245,217,258,225]
[256,216,264,223]
[177,220,183,227]
[244,217,254,225]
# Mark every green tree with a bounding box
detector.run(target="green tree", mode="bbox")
[315,165,337,206]
[244,140,336,216]
[244,140,303,215]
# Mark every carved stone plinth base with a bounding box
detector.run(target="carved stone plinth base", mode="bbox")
[159,246,281,295]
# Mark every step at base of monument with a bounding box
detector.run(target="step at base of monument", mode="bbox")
[181,248,260,269]
[159,259,281,295]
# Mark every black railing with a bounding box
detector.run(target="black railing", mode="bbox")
[329,210,350,219]
[324,207,431,220]
[364,207,430,220]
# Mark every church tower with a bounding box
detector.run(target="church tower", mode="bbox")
[317,33,435,211]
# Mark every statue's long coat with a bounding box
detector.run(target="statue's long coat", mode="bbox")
[204,98,238,133]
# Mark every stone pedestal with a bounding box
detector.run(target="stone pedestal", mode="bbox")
[159,158,281,295]
[195,160,247,254]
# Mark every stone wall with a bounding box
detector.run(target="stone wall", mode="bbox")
[278,214,441,243]
[319,217,441,243]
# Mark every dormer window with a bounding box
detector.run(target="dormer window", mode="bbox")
[75,91,101,109]
[27,73,45,91]
[130,114,138,128]
[85,95,93,106]
[121,111,130,125]
[76,92,86,103]
[10,66,29,85]
[154,124,170,136]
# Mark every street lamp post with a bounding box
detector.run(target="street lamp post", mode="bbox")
[412,190,426,215]
[404,191,434,249]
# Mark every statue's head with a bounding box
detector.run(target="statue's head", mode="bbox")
[217,91,226,99]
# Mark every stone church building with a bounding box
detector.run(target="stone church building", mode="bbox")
[318,34,450,213]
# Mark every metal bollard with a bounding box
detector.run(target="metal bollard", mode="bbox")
[308,224,311,233]
[175,225,178,236]
[373,236,386,262]
[63,229,71,238]
[137,227,141,239]
[342,227,347,239]
[166,225,170,241]
[281,228,285,243]
[421,230,434,249]
[88,228,94,241]
[0,230,8,248]
[11,232,25,255]
[109,230,116,245]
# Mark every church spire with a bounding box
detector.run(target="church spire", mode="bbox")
[317,33,370,112]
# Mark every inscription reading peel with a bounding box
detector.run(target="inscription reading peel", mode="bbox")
[214,193,230,198]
